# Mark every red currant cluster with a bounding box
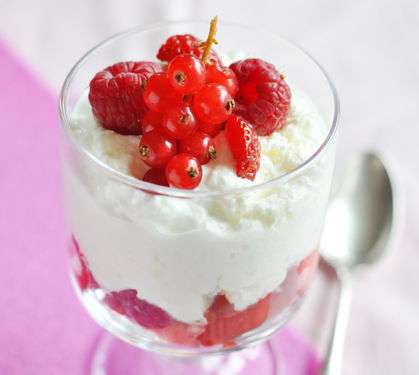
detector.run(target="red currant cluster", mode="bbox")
[138,49,241,189]
[88,17,292,190]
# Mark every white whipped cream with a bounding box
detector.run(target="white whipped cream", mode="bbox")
[64,87,332,324]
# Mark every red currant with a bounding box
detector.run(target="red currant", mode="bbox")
[143,72,184,113]
[143,168,170,187]
[168,54,206,94]
[165,154,203,190]
[139,129,178,169]
[205,61,239,97]
[194,84,235,124]
[179,132,216,165]
[163,102,199,139]
[198,120,223,138]
[142,111,164,134]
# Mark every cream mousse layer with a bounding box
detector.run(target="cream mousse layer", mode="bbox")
[63,87,332,324]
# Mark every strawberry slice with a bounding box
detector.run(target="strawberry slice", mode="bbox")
[154,321,203,347]
[225,115,261,181]
[198,294,271,346]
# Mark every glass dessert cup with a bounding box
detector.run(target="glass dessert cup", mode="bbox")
[59,20,339,375]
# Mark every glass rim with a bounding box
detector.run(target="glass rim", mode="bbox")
[59,19,340,199]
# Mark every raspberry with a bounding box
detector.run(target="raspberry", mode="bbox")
[103,291,127,315]
[157,34,219,64]
[229,58,292,136]
[89,61,162,135]
[225,115,261,181]
[104,289,171,329]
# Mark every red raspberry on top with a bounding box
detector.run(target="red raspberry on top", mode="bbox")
[229,58,292,136]
[89,61,162,135]
[157,34,220,64]
[225,115,261,181]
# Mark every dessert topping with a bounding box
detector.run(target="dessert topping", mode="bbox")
[165,154,203,190]
[179,131,216,165]
[229,58,292,136]
[138,129,178,169]
[205,60,239,97]
[88,61,162,135]
[142,72,184,113]
[141,111,164,134]
[194,83,234,124]
[142,168,170,187]
[157,34,220,64]
[162,102,200,139]
[88,17,294,189]
[167,54,207,94]
[225,115,261,181]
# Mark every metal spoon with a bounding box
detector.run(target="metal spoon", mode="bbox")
[318,152,401,375]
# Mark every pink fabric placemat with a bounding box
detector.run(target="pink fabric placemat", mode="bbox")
[0,38,321,375]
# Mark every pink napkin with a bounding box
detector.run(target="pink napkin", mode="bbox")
[0,38,321,375]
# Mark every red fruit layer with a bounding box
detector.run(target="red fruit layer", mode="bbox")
[89,61,162,135]
[229,58,292,136]
[72,235,318,347]
[269,249,319,317]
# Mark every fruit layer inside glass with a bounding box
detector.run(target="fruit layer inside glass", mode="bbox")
[70,234,319,348]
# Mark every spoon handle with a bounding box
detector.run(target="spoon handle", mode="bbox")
[318,267,353,375]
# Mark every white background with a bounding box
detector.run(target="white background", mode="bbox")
[1,0,418,373]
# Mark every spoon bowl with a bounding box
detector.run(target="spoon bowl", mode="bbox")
[318,151,402,375]
[321,153,394,270]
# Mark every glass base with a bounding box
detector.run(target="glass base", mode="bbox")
[89,332,285,375]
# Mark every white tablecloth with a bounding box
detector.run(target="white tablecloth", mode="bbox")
[1,0,417,373]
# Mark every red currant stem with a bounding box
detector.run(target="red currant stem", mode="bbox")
[184,94,193,103]
[200,16,218,66]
